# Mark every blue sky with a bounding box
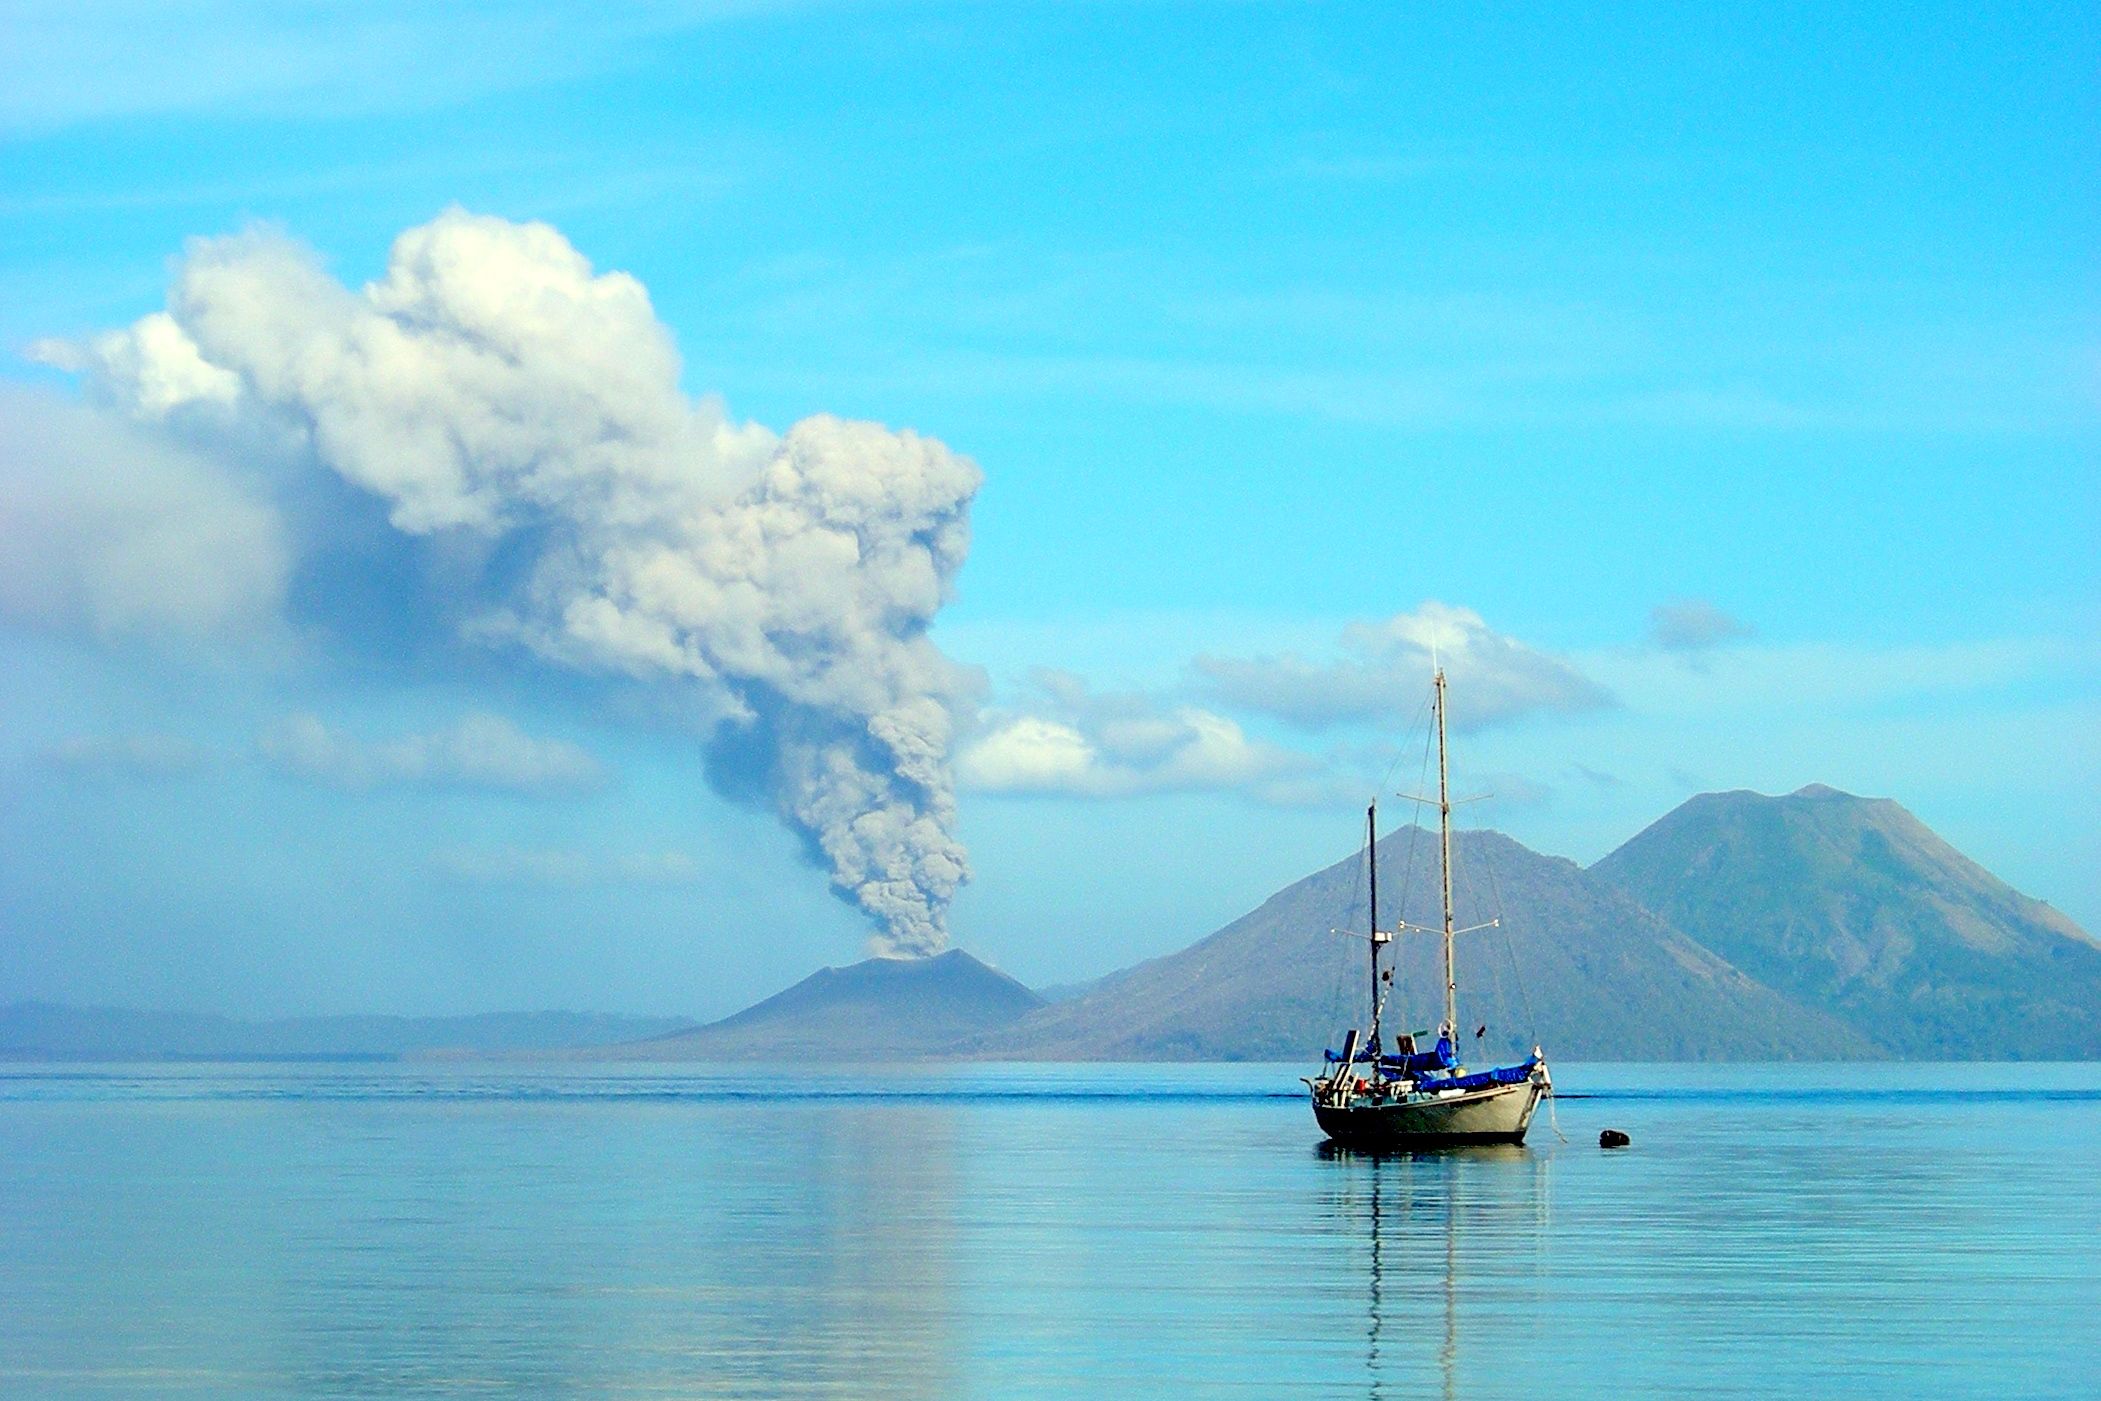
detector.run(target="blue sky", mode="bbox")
[1,1,2094,1017]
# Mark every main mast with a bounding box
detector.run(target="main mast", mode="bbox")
[1367,802,1385,1049]
[1435,668,1457,1041]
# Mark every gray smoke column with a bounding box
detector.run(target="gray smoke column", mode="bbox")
[57,210,979,955]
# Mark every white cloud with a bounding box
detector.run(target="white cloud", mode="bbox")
[0,384,288,641]
[258,712,608,795]
[959,670,1349,807]
[30,312,242,417]
[1195,601,1607,731]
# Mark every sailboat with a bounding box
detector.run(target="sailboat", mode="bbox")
[1307,668,1552,1148]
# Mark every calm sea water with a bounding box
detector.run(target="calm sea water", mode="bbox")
[2,1061,2095,1399]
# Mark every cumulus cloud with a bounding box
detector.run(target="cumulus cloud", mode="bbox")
[258,712,608,795]
[959,669,1349,806]
[50,209,981,954]
[0,384,288,640]
[31,312,242,418]
[1648,598,1756,653]
[1194,601,1607,731]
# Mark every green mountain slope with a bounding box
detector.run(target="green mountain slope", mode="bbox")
[1590,785,2101,1058]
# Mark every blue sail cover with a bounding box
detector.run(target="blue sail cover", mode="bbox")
[1411,1058,1541,1094]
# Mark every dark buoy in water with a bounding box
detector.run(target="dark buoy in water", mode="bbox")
[1599,1129,1631,1149]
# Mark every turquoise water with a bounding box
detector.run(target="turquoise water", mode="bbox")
[3,1062,2095,1399]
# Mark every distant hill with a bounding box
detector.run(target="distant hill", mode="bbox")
[984,826,1878,1062]
[600,949,1044,1060]
[0,1004,694,1061]
[1591,785,2101,1058]
[16,786,2089,1065]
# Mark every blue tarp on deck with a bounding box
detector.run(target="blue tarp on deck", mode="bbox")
[1410,1058,1541,1094]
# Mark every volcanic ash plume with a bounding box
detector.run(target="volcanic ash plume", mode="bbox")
[59,210,980,955]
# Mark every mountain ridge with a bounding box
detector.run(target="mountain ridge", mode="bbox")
[586,948,1045,1060]
[8,786,2088,1063]
[976,824,1880,1062]
[1590,784,2101,1057]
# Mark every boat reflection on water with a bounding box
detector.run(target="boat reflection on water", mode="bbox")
[1318,1142,1551,1401]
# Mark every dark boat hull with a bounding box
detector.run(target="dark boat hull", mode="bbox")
[1313,1077,1546,1150]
